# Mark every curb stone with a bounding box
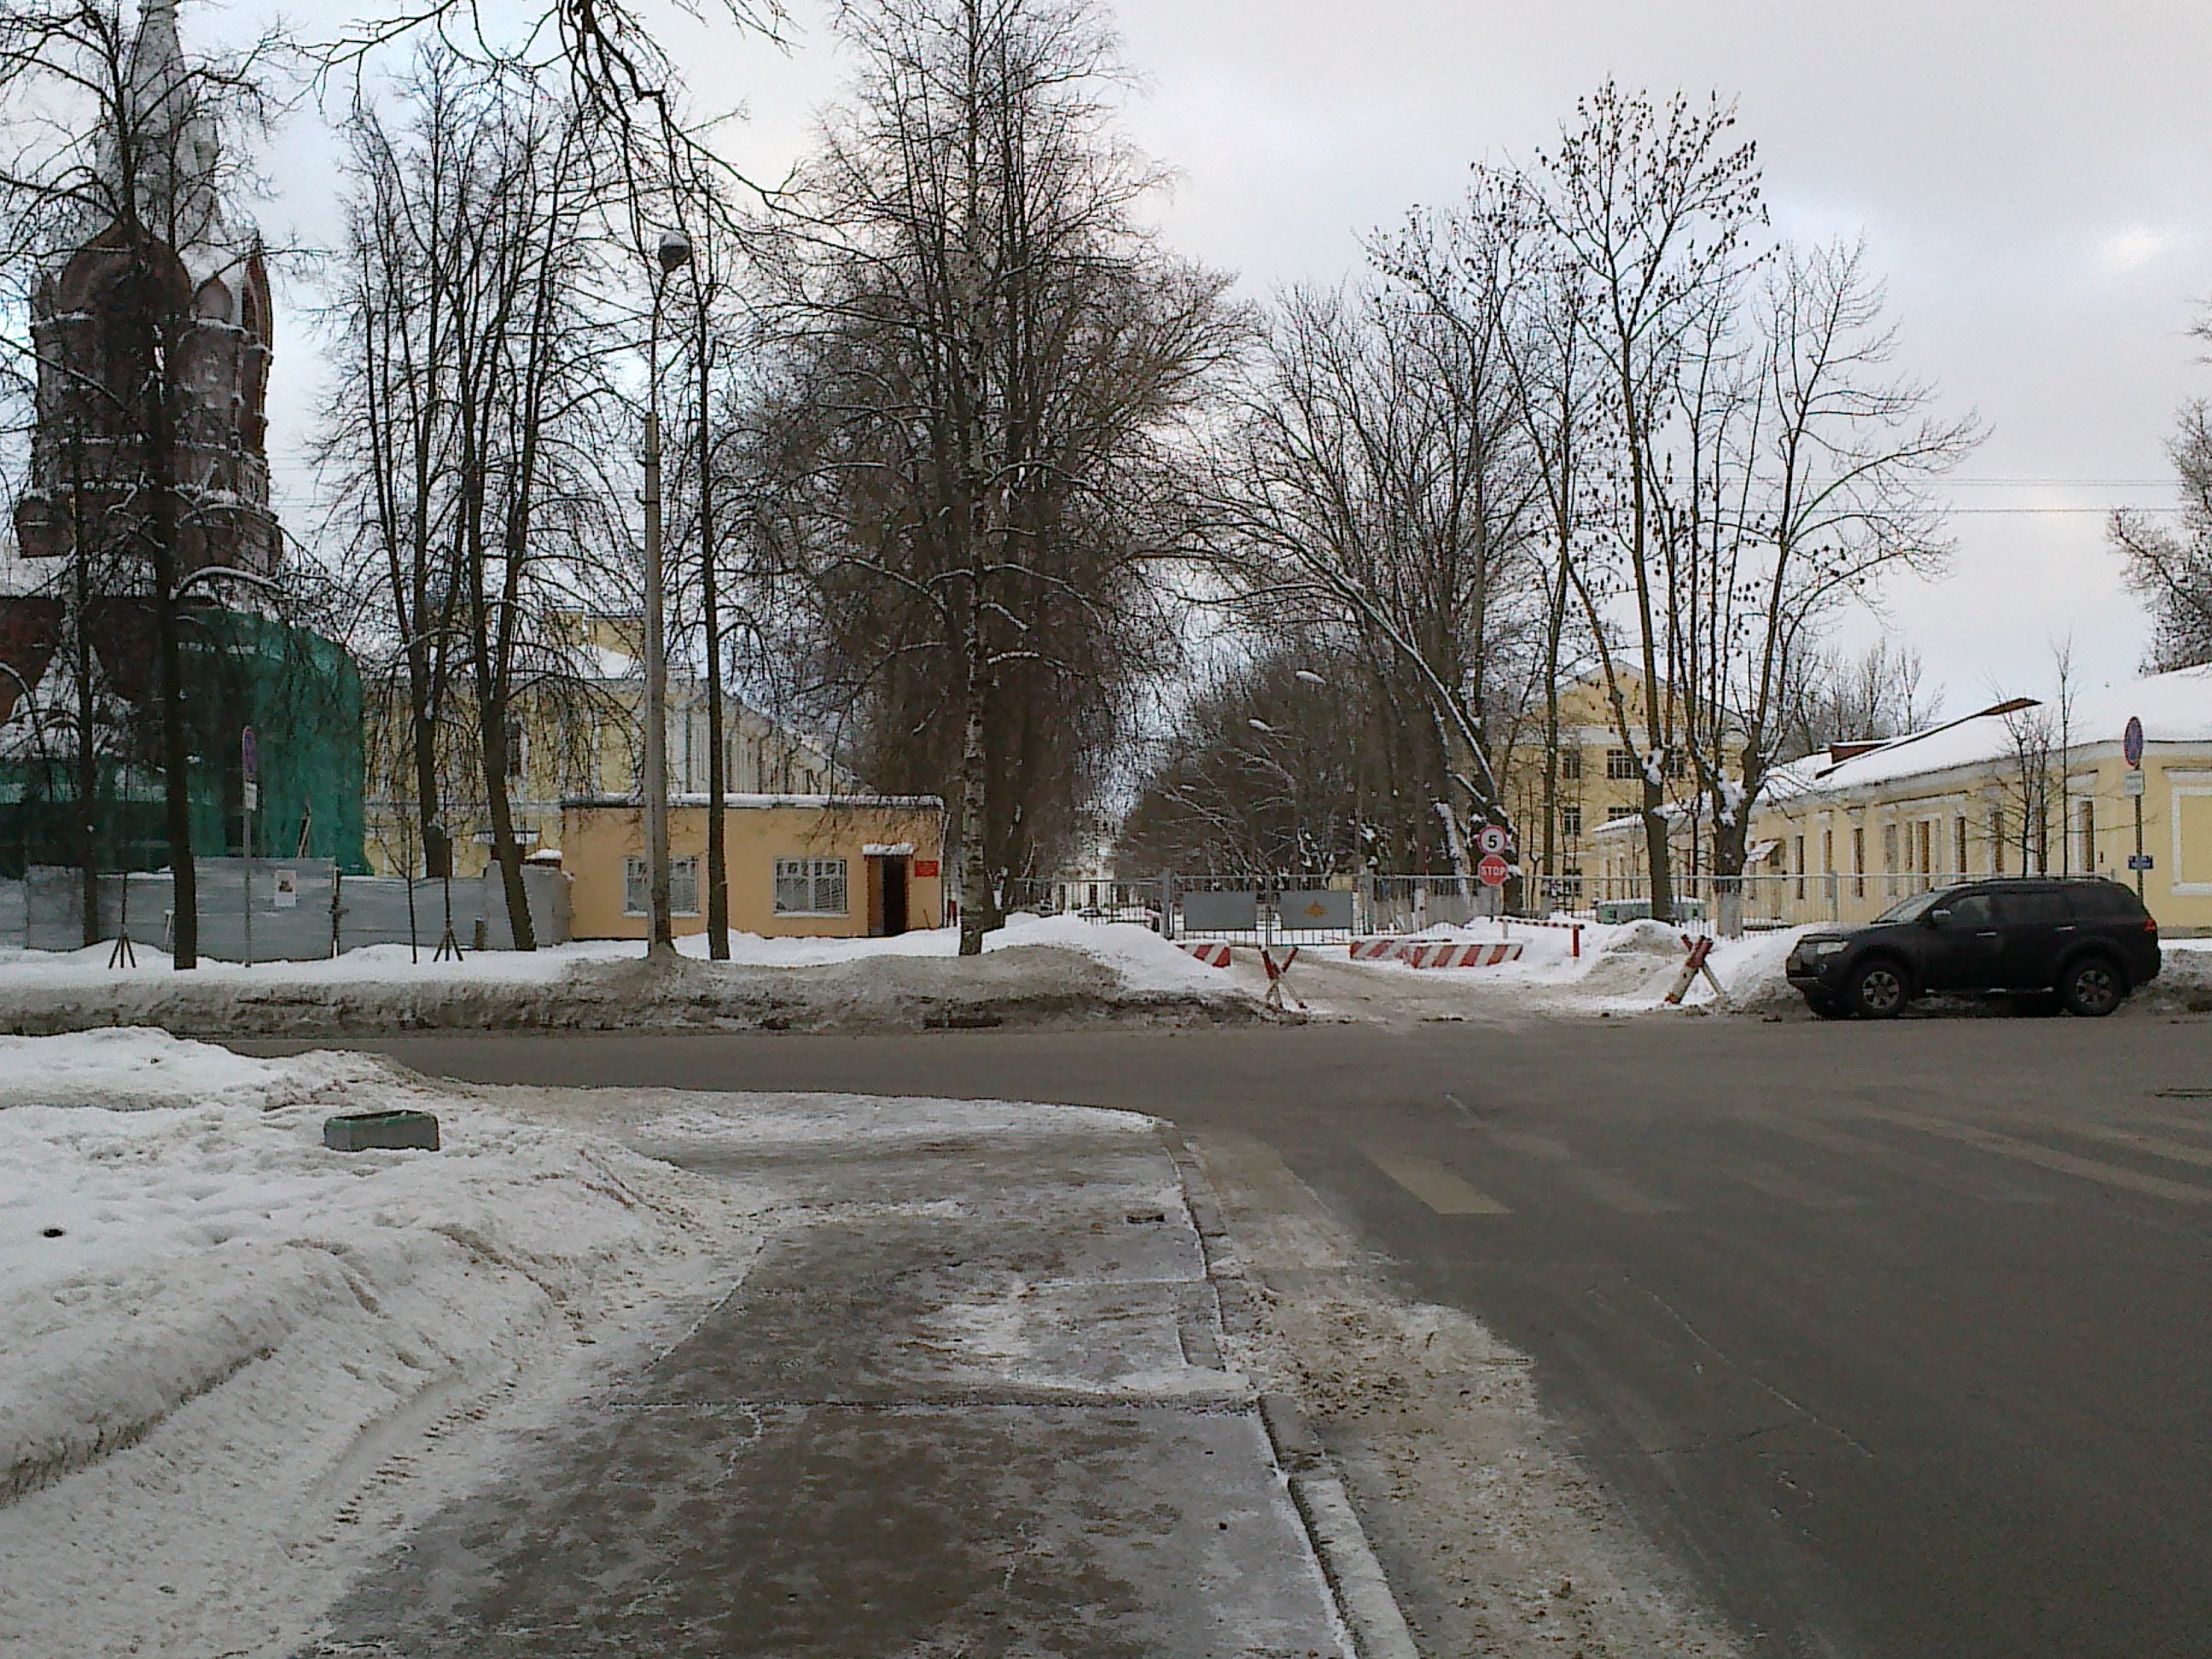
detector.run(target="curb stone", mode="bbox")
[1156,1126,1421,1659]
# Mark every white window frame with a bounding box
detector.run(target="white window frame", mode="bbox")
[625,855,702,916]
[774,856,848,917]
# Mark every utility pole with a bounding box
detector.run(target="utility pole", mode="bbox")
[642,230,691,958]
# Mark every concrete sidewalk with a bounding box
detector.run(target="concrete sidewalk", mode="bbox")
[300,1103,1350,1657]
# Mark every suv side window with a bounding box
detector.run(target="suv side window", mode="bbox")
[1995,889,2070,926]
[1947,893,1994,927]
[2068,883,2143,919]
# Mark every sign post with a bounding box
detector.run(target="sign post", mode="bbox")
[2124,716,2145,900]
[240,726,258,965]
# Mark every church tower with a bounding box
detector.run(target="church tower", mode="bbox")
[10,0,281,581]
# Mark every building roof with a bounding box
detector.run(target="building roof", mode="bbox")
[1769,663,2212,803]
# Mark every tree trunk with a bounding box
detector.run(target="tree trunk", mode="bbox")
[69,428,99,947]
[145,302,196,969]
[479,695,536,951]
[698,303,728,959]
[958,623,990,957]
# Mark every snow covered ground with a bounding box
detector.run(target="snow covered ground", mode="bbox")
[1264,916,2212,1023]
[0,915,1263,1038]
[0,1031,1188,1659]
[0,911,1227,994]
[1236,917,1813,1024]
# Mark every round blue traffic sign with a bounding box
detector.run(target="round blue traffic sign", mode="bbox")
[2124,715,2145,768]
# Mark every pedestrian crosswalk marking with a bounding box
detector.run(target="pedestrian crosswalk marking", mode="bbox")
[2064,1124,2212,1172]
[1755,1116,2050,1203]
[1720,1160,1864,1210]
[1557,1165,1685,1214]
[1859,1107,2212,1205]
[1365,1151,1511,1214]
[1478,1128,1681,1212]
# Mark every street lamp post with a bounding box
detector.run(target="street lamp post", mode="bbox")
[643,229,691,958]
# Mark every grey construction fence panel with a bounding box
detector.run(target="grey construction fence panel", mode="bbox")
[0,861,575,958]
[1180,889,1259,933]
[331,876,487,954]
[479,866,573,950]
[1277,889,1354,932]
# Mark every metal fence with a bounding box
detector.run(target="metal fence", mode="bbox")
[0,860,571,961]
[987,865,2032,945]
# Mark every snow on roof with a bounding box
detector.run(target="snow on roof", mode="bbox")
[1785,663,2212,800]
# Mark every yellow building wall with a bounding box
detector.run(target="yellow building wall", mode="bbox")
[1747,749,2212,935]
[561,800,946,940]
[1503,671,1739,876]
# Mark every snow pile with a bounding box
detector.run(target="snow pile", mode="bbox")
[0,1025,384,1111]
[0,1033,758,1659]
[0,917,1260,1037]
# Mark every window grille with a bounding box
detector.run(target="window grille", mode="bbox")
[1561,805,1582,839]
[774,857,848,916]
[1605,748,1638,780]
[626,856,701,916]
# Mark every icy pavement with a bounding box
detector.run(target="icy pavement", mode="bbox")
[299,1090,1349,1658]
[0,1033,1348,1657]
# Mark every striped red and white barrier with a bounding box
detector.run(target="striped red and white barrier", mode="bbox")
[1177,940,1235,969]
[1348,937,1402,961]
[1400,940,1525,969]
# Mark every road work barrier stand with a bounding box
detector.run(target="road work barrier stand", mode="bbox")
[1177,940,1235,969]
[1663,934,1728,1006]
[1260,945,1305,1011]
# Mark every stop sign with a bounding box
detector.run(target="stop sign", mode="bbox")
[1477,853,1511,888]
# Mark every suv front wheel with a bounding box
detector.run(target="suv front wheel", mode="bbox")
[2059,956,2127,1018]
[1847,958,1911,1019]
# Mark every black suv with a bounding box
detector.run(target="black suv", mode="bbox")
[1787,878,2161,1019]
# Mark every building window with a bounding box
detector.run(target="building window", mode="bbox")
[1853,826,1866,898]
[1794,835,1806,900]
[1883,823,1900,894]
[2078,798,2095,872]
[504,719,526,780]
[1607,804,1637,822]
[1558,748,1582,781]
[1823,829,1834,876]
[774,856,847,916]
[1605,748,1639,780]
[1662,749,1687,780]
[1991,807,2005,874]
[626,857,701,916]
[1917,820,1932,885]
[1561,805,1583,839]
[1954,816,1968,876]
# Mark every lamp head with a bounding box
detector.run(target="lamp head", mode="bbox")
[656,230,692,274]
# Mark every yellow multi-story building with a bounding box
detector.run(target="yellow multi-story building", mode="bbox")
[363,614,847,878]
[1503,669,1726,891]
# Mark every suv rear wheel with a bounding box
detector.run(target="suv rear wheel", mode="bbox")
[1847,958,1910,1019]
[2059,956,2127,1018]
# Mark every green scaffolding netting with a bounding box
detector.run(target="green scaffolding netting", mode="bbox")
[0,608,366,876]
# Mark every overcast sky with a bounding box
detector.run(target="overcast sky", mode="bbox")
[253,0,2212,722]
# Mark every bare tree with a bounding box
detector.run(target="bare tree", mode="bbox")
[2112,399,2212,671]
[1204,271,1541,875]
[750,0,1233,953]
[1663,237,1976,902]
[1527,84,1764,921]
[1781,637,1943,758]
[316,53,632,945]
[0,0,283,967]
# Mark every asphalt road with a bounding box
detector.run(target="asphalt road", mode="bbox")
[257,1015,2212,1659]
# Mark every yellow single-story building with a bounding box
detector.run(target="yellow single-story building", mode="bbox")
[559,793,946,940]
[1747,665,2212,935]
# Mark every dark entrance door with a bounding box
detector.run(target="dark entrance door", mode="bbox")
[882,857,909,937]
